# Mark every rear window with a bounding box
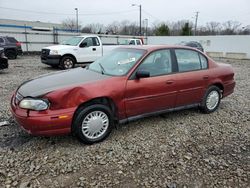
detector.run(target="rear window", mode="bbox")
[6,37,18,43]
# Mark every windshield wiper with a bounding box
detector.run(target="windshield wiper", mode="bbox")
[98,63,106,74]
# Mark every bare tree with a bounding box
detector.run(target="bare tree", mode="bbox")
[206,22,221,35]
[221,20,241,35]
[81,26,92,33]
[106,21,120,34]
[62,18,81,31]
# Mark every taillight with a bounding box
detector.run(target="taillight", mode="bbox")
[16,42,21,47]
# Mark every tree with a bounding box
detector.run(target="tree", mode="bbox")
[181,22,192,36]
[155,23,170,36]
[106,21,120,34]
[81,26,92,33]
[206,21,221,35]
[221,20,241,35]
[62,18,81,31]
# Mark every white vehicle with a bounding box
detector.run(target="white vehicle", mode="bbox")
[41,35,143,69]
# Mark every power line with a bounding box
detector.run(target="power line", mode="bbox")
[0,6,136,16]
[141,9,161,21]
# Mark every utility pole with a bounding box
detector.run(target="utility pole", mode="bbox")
[132,4,142,36]
[75,8,78,33]
[194,11,199,36]
[139,5,141,36]
[144,18,148,37]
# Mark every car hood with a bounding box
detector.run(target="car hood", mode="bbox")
[17,68,110,97]
[43,45,76,51]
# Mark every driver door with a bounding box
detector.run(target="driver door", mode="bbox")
[77,37,102,62]
[125,49,178,117]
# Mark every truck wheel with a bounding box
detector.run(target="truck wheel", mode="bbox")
[5,49,17,59]
[72,104,114,144]
[60,56,75,69]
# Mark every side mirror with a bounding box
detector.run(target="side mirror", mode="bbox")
[136,70,150,79]
[80,42,88,48]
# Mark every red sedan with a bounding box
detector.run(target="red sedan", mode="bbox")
[11,46,235,144]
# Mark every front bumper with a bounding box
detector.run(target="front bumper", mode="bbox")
[10,94,75,136]
[41,55,61,65]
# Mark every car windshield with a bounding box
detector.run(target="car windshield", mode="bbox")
[62,37,83,46]
[88,48,146,76]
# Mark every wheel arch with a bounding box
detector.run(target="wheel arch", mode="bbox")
[208,81,224,96]
[71,97,118,132]
[60,54,77,63]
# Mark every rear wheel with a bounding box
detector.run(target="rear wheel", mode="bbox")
[72,104,114,144]
[200,86,221,113]
[60,56,75,69]
[5,49,17,59]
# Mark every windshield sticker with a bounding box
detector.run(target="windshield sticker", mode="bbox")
[118,57,136,65]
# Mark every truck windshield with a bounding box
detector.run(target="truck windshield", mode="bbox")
[62,37,83,46]
[88,48,146,76]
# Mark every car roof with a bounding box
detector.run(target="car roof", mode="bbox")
[116,45,200,52]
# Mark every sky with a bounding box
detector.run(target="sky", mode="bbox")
[0,0,249,27]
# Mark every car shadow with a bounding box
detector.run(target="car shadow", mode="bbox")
[1,107,205,149]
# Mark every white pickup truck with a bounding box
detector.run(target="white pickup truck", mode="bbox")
[41,35,143,69]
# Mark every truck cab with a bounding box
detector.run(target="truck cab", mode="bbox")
[41,35,144,69]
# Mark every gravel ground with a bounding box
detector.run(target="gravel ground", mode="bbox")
[0,56,249,188]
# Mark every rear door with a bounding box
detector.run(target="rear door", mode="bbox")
[125,49,178,117]
[77,37,102,62]
[174,49,209,107]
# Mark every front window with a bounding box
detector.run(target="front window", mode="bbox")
[137,49,172,77]
[62,37,83,46]
[88,48,146,76]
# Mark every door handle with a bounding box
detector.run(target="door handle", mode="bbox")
[166,80,174,84]
[203,75,209,80]
[92,48,96,51]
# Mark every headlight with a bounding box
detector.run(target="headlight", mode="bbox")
[19,98,49,111]
[50,50,58,55]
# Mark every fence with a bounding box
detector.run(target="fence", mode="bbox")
[0,26,147,52]
[148,35,250,59]
[1,24,250,59]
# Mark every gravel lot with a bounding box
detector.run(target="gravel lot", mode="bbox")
[0,56,249,188]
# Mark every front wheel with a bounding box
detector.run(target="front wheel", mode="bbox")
[200,86,221,113]
[72,104,114,144]
[60,56,75,69]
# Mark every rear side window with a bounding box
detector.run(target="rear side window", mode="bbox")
[0,38,4,43]
[6,37,18,43]
[136,40,141,45]
[129,40,135,45]
[175,49,207,72]
[199,54,208,69]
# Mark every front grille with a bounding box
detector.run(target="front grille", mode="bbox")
[41,49,50,58]
[15,92,23,105]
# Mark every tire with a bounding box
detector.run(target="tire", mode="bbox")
[5,49,17,59]
[60,56,75,69]
[200,86,221,113]
[72,104,114,144]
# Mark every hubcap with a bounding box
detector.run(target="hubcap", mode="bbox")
[206,90,220,110]
[82,111,109,140]
[64,58,73,69]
